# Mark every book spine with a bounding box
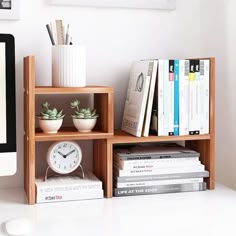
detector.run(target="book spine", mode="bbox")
[37,182,102,194]
[179,60,189,135]
[195,60,200,134]
[113,182,206,197]
[37,189,104,203]
[114,164,205,177]
[157,60,164,136]
[115,177,203,188]
[200,59,210,134]
[163,59,169,135]
[114,159,200,170]
[142,60,158,137]
[116,171,209,182]
[168,60,174,136]
[174,59,179,135]
[114,152,200,161]
[189,60,196,135]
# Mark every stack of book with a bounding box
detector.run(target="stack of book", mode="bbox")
[113,144,208,197]
[121,59,210,137]
[35,171,103,203]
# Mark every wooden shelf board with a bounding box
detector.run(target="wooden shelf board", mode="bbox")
[35,86,113,94]
[35,127,113,141]
[108,130,211,144]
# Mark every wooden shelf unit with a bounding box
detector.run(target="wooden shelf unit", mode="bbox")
[24,56,215,203]
[24,56,114,204]
[94,57,215,198]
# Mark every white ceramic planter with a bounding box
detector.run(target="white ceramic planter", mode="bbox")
[73,118,97,132]
[38,119,63,134]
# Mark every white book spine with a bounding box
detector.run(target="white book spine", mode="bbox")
[189,60,197,134]
[114,159,201,170]
[114,155,199,165]
[195,60,201,134]
[168,60,174,135]
[162,59,169,135]
[143,60,158,137]
[157,60,164,135]
[115,178,203,188]
[200,60,210,134]
[37,189,104,203]
[115,164,205,177]
[179,60,189,135]
[37,182,102,194]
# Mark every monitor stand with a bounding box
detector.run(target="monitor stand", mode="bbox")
[0,152,16,176]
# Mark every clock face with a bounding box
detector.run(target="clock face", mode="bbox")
[47,141,82,174]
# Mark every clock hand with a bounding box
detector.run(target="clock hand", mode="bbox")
[57,151,66,158]
[65,149,76,157]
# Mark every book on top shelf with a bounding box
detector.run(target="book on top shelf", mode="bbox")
[121,60,154,137]
[142,59,158,137]
[200,59,210,134]
[179,59,190,135]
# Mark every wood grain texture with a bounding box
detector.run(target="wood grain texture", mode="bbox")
[35,128,113,142]
[109,130,210,144]
[24,56,36,204]
[94,92,114,133]
[93,140,113,198]
[35,86,113,94]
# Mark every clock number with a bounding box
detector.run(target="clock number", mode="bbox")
[63,143,67,148]
[64,166,67,169]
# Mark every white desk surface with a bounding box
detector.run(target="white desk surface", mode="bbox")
[0,184,236,236]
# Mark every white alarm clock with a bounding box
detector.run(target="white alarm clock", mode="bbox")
[46,141,82,174]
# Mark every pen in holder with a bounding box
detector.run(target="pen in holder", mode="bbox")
[52,45,86,87]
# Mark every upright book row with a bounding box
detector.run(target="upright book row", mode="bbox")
[121,59,210,137]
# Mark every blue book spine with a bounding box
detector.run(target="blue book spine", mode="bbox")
[174,60,179,135]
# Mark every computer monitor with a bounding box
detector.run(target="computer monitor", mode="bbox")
[0,34,16,176]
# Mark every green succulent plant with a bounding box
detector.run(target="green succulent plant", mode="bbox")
[38,101,65,120]
[71,99,98,119]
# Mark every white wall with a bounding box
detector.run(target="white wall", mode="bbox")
[0,0,227,188]
[215,0,236,189]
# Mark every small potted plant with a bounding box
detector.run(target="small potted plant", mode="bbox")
[71,99,98,132]
[37,101,65,134]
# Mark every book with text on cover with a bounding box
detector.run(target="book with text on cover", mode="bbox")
[36,171,103,203]
[121,60,153,137]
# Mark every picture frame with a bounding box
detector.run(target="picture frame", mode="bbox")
[48,0,176,10]
[0,0,20,20]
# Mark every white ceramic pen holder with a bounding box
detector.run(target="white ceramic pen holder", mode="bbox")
[52,45,86,87]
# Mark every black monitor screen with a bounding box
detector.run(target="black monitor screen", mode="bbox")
[0,34,16,152]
